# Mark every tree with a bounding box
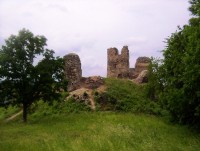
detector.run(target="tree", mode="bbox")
[189,0,200,16]
[146,58,164,101]
[148,0,200,127]
[0,29,67,122]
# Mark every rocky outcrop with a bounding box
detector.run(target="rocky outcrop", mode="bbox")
[64,53,82,91]
[66,85,106,111]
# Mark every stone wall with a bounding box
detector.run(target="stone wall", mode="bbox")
[64,53,82,91]
[63,46,151,92]
[107,46,129,78]
[107,46,151,82]
[135,57,151,74]
[80,76,104,89]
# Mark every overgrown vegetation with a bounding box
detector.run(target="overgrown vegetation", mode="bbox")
[0,29,67,122]
[0,105,20,121]
[146,0,200,128]
[0,98,91,123]
[95,78,166,116]
[30,99,91,119]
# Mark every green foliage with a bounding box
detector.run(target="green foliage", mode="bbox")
[162,17,200,126]
[0,29,67,122]
[0,105,19,121]
[63,98,91,113]
[145,58,164,101]
[95,78,164,115]
[30,100,61,118]
[30,99,90,119]
[189,0,200,16]
[147,2,200,128]
[0,112,200,151]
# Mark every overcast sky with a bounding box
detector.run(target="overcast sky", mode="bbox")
[0,0,191,77]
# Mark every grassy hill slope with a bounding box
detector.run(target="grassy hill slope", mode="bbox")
[0,112,200,151]
[0,78,200,151]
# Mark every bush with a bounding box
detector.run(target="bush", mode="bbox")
[95,78,164,115]
[30,98,91,119]
[95,92,117,111]
[0,105,20,121]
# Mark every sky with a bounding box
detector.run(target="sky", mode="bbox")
[0,0,191,77]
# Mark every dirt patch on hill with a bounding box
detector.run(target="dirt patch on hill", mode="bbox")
[67,82,106,110]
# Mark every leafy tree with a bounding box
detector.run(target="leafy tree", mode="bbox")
[146,58,164,101]
[189,0,200,16]
[148,0,200,127]
[0,29,67,122]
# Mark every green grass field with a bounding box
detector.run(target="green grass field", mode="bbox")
[0,112,200,151]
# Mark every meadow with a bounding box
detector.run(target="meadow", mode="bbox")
[0,112,200,151]
[0,78,200,151]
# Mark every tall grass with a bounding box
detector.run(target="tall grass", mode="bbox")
[96,78,165,115]
[0,112,199,151]
[0,105,20,121]
[0,78,199,151]
[30,99,90,119]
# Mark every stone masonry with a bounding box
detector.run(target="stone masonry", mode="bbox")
[107,46,151,81]
[135,57,151,74]
[64,53,82,91]
[107,46,130,78]
[64,46,151,92]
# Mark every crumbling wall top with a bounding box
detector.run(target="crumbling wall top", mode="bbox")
[135,57,151,74]
[121,46,129,55]
[64,53,82,91]
[107,47,119,56]
[107,46,130,78]
[136,57,151,63]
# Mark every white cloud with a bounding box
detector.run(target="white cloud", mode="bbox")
[0,0,190,77]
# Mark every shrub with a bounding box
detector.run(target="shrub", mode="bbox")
[30,98,91,119]
[0,105,20,121]
[95,78,164,115]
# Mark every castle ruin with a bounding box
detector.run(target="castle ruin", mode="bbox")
[107,46,150,79]
[64,53,82,91]
[107,46,130,78]
[64,53,104,91]
[135,57,151,74]
[64,46,151,91]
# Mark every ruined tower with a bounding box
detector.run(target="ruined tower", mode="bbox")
[107,46,151,81]
[135,57,151,74]
[64,53,82,91]
[107,46,129,78]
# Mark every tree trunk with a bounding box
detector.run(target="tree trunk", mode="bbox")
[23,103,28,122]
